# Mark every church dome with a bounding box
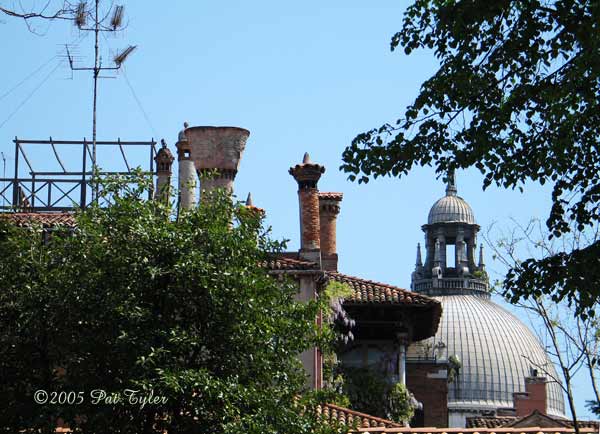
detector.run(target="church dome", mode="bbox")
[427,175,475,225]
[428,195,475,225]
[409,294,565,419]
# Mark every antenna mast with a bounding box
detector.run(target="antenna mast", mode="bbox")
[66,0,136,201]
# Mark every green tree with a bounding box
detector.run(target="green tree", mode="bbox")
[0,175,342,434]
[340,0,600,319]
[485,218,600,432]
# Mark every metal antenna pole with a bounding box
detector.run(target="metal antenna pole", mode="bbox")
[92,0,99,200]
[65,1,136,203]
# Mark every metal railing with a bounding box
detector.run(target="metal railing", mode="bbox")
[412,277,488,292]
[0,137,156,211]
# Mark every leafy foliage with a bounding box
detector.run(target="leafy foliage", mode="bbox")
[0,176,341,434]
[386,382,414,424]
[339,367,390,419]
[340,0,600,318]
[337,366,414,424]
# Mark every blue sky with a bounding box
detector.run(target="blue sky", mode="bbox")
[0,0,595,420]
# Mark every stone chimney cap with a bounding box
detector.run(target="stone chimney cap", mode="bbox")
[155,141,174,162]
[243,192,265,214]
[178,122,189,142]
[289,153,325,186]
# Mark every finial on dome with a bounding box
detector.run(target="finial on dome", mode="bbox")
[303,152,311,164]
[160,138,167,148]
[446,169,457,196]
[246,192,253,207]
[183,121,189,129]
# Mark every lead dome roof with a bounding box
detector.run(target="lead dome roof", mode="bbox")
[427,176,476,225]
[408,294,565,417]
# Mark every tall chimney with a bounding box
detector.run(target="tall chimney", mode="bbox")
[183,126,250,199]
[514,375,548,417]
[176,123,197,210]
[154,139,174,203]
[289,153,325,263]
[318,192,342,271]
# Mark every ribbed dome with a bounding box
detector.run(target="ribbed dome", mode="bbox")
[428,195,475,224]
[409,294,565,418]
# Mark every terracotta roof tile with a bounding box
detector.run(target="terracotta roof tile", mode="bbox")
[264,255,320,271]
[466,417,518,428]
[326,272,438,307]
[319,192,343,201]
[352,428,598,433]
[317,403,403,429]
[0,212,76,227]
[467,415,599,430]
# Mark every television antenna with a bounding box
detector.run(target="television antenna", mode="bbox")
[65,0,136,201]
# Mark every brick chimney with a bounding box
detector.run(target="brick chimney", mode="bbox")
[184,126,250,199]
[289,153,325,263]
[318,192,342,271]
[154,139,174,203]
[514,375,548,417]
[176,123,197,210]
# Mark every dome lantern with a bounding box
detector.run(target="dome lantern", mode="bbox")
[409,173,565,426]
[415,173,486,295]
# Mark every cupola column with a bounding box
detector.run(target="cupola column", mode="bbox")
[396,331,409,385]
[436,228,446,269]
[455,228,464,270]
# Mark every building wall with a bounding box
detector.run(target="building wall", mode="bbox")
[295,275,321,389]
[407,361,448,427]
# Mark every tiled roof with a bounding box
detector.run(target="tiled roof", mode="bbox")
[326,272,438,307]
[352,428,598,433]
[317,403,403,429]
[326,272,442,340]
[264,255,320,271]
[467,415,600,430]
[319,192,343,201]
[0,212,76,227]
[466,417,519,428]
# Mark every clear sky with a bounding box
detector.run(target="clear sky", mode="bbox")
[0,0,595,420]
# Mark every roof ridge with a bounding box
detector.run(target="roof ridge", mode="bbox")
[326,271,408,291]
[322,402,404,427]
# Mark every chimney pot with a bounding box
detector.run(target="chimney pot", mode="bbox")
[176,126,196,210]
[154,139,174,202]
[184,126,250,199]
[289,154,325,263]
[514,376,548,417]
[319,192,343,271]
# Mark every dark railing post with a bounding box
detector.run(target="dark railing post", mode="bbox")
[81,138,87,208]
[12,138,19,208]
[148,138,155,201]
[31,173,36,208]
